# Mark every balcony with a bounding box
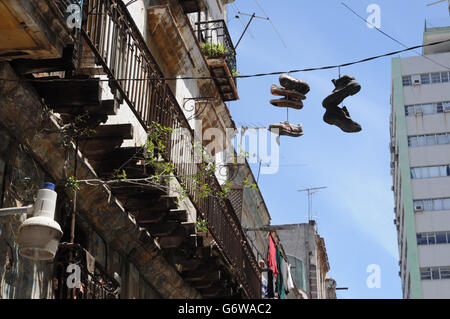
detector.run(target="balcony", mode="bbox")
[0,0,73,61]
[196,20,239,102]
[53,243,120,299]
[178,0,203,14]
[6,0,258,298]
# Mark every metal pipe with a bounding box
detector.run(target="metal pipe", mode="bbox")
[0,205,33,217]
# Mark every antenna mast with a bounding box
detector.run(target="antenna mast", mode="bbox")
[297,187,327,221]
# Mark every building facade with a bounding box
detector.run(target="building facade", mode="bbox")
[275,221,334,299]
[0,0,273,299]
[390,25,450,299]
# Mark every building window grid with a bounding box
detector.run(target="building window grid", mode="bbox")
[414,198,450,211]
[417,232,450,245]
[410,165,450,179]
[405,101,450,116]
[408,132,450,147]
[420,266,450,280]
[402,72,450,87]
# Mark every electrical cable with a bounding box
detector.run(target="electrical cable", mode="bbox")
[1,37,450,83]
[341,1,450,71]
[252,0,287,48]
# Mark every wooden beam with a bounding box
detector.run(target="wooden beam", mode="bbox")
[52,100,118,116]
[183,267,221,282]
[32,76,102,106]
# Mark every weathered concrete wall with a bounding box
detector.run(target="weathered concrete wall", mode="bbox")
[0,62,201,299]
[0,128,54,299]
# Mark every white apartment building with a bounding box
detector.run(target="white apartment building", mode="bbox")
[390,25,450,299]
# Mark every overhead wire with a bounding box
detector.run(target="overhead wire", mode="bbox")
[252,0,287,48]
[1,37,450,83]
[341,1,450,71]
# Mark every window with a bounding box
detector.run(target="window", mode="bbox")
[408,133,450,147]
[436,233,448,244]
[431,73,441,83]
[437,134,448,145]
[414,198,450,211]
[421,103,435,115]
[405,72,450,86]
[440,268,450,279]
[408,136,418,147]
[421,268,432,280]
[402,75,412,86]
[405,105,415,116]
[437,103,444,113]
[421,73,431,84]
[421,267,450,280]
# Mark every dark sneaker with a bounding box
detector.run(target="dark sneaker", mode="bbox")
[322,75,361,108]
[271,84,306,101]
[279,74,310,95]
[270,98,303,110]
[269,121,304,137]
[323,105,362,133]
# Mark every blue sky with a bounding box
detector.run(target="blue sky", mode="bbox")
[225,0,450,299]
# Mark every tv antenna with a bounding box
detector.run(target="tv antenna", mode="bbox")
[297,187,327,221]
[235,12,269,49]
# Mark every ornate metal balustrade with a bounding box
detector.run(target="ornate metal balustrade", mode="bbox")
[52,0,260,298]
[195,19,239,101]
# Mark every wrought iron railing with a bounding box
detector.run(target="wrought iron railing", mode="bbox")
[195,20,237,82]
[53,0,260,298]
[53,243,120,299]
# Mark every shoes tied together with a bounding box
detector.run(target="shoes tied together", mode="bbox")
[269,74,362,136]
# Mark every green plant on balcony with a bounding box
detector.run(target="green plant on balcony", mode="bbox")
[200,42,229,59]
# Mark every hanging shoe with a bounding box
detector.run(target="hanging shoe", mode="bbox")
[279,74,310,95]
[323,105,362,133]
[270,98,303,110]
[269,121,304,137]
[271,84,306,101]
[322,75,361,108]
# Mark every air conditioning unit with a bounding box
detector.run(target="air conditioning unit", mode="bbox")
[412,75,420,85]
[391,185,395,191]
[415,205,423,212]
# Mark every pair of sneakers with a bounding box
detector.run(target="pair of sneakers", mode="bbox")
[269,74,310,137]
[322,75,362,133]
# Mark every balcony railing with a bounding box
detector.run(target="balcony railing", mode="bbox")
[195,20,238,101]
[53,243,120,299]
[196,20,237,79]
[58,0,261,298]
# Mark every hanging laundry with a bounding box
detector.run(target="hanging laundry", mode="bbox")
[267,269,274,299]
[281,258,290,294]
[267,233,278,278]
[286,264,295,292]
[262,271,268,298]
[275,247,285,299]
[260,260,268,298]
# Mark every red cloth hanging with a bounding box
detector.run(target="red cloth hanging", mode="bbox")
[267,232,278,278]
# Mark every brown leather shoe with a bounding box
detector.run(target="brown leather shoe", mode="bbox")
[271,84,306,101]
[270,98,303,110]
[269,121,304,137]
[279,74,310,95]
[323,105,361,133]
